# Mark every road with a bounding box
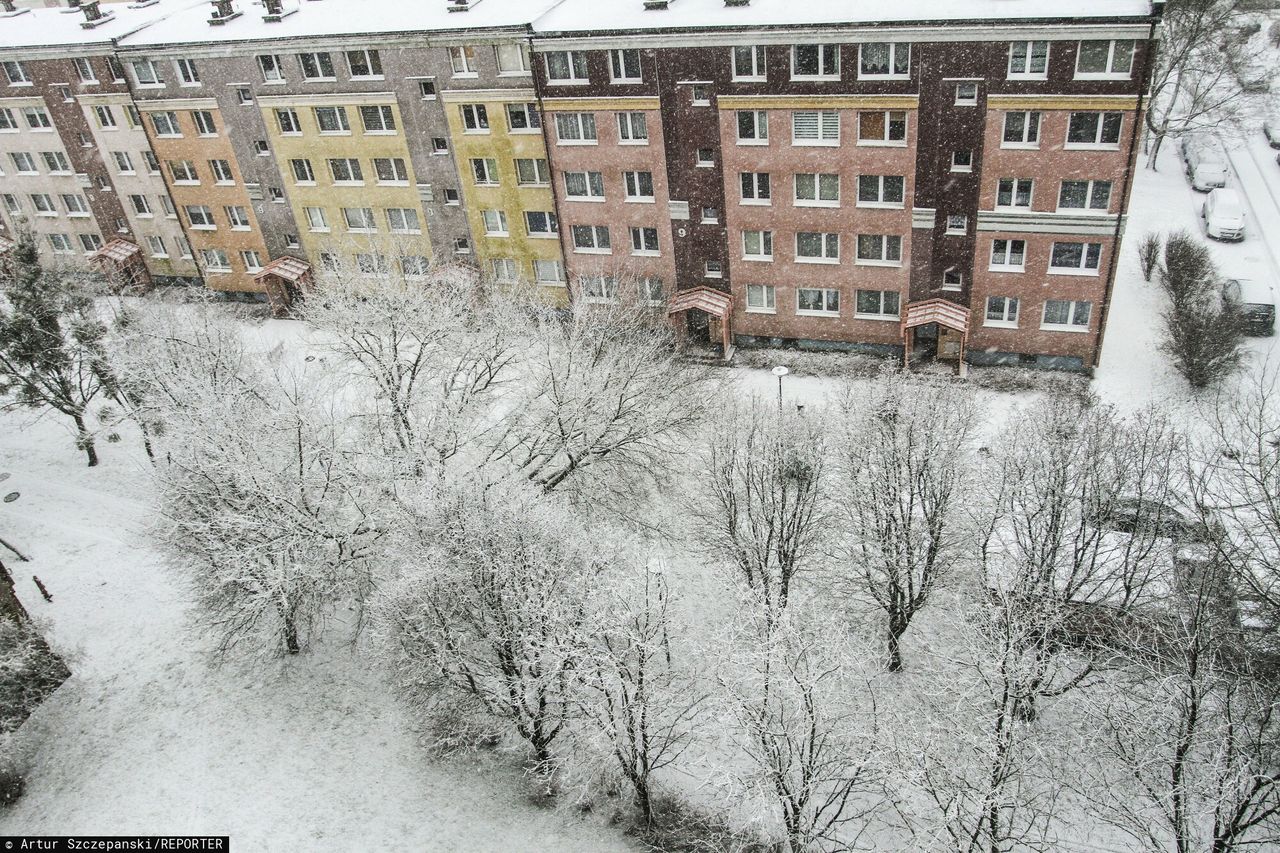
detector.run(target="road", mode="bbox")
[1219,134,1280,295]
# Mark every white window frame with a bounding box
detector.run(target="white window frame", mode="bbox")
[571,224,611,254]
[304,206,329,232]
[74,57,98,84]
[544,50,589,84]
[954,81,979,106]
[210,159,234,185]
[1065,112,1123,149]
[797,287,841,316]
[506,102,541,133]
[746,283,776,313]
[192,110,216,137]
[946,215,968,235]
[175,58,200,87]
[736,110,768,145]
[855,234,902,267]
[731,45,767,82]
[290,158,316,184]
[985,295,1020,328]
[224,205,250,231]
[342,207,377,233]
[374,157,409,185]
[742,229,774,261]
[996,178,1034,210]
[795,231,840,264]
[359,105,395,134]
[534,259,566,284]
[989,238,1027,271]
[854,288,900,320]
[329,157,364,185]
[495,43,532,76]
[564,170,605,201]
[1057,179,1112,213]
[624,170,655,202]
[525,211,559,238]
[857,174,905,208]
[857,110,907,146]
[1049,241,1103,275]
[1001,110,1041,149]
[791,43,840,80]
[345,49,383,80]
[1008,41,1049,79]
[629,226,660,256]
[1041,299,1093,331]
[515,157,550,186]
[1075,40,1136,80]
[794,173,840,207]
[481,208,509,236]
[298,51,336,82]
[258,54,285,83]
[791,110,839,146]
[555,112,597,145]
[387,207,421,235]
[617,111,648,144]
[740,172,771,206]
[609,49,643,83]
[858,42,910,80]
[185,205,215,229]
[461,103,489,133]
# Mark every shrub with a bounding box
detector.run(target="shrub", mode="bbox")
[1157,232,1243,388]
[1138,231,1162,282]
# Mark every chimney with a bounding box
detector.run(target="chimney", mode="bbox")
[79,0,116,26]
[447,0,474,11]
[261,0,297,21]
[208,0,243,24]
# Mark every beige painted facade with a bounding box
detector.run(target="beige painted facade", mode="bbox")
[136,97,269,292]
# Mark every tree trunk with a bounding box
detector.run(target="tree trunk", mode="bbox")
[634,775,653,826]
[72,412,98,467]
[886,612,908,672]
[282,612,300,655]
[139,420,156,462]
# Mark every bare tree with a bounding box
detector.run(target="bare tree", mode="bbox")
[373,483,607,772]
[717,601,883,852]
[695,400,828,622]
[833,374,978,671]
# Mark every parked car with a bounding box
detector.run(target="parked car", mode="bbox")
[1222,277,1276,335]
[1202,188,1247,241]
[1266,117,1280,149]
[1182,135,1231,191]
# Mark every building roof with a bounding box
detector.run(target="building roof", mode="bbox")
[0,0,203,53]
[117,0,561,49]
[532,0,1155,35]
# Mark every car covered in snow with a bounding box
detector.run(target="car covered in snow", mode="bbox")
[1202,188,1247,241]
[1266,116,1280,149]
[1181,134,1230,191]
[1221,277,1276,335]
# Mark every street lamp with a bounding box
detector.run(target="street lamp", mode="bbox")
[771,365,790,410]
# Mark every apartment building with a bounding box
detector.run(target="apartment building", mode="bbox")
[532,0,1158,371]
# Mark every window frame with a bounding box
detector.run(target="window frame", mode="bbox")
[791,110,840,147]
[797,287,842,316]
[731,45,767,82]
[795,231,840,264]
[854,234,903,266]
[1007,41,1050,79]
[985,295,1021,327]
[794,172,840,207]
[854,289,901,320]
[989,238,1027,271]
[742,229,774,261]
[298,51,336,82]
[1074,40,1136,80]
[740,172,771,205]
[1041,298,1093,331]
[858,42,910,80]
[609,49,643,83]
[790,43,840,80]
[1057,179,1113,213]
[1049,241,1103,275]
[544,50,589,84]
[745,283,776,313]
[554,112,598,145]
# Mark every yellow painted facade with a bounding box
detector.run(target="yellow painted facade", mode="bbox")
[258,93,432,278]
[441,87,564,298]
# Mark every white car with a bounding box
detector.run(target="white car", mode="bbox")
[1203,188,1246,242]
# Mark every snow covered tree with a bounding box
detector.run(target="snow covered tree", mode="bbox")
[1158,232,1243,389]
[0,228,111,466]
[695,400,828,622]
[832,374,978,671]
[374,483,608,772]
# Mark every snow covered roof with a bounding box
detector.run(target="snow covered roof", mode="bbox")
[532,0,1155,35]
[0,0,203,53]
[117,0,560,49]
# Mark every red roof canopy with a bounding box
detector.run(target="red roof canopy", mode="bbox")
[902,298,969,333]
[667,285,732,319]
[90,239,141,264]
[254,256,311,284]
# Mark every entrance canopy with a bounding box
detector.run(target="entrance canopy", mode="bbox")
[902,298,969,333]
[253,256,312,286]
[89,239,141,265]
[667,285,732,319]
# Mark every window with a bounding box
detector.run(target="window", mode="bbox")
[318,252,340,272]
[346,49,383,79]
[30,194,55,216]
[495,43,531,75]
[792,43,839,79]
[253,139,270,155]
[48,233,74,254]
[360,105,395,133]
[942,268,963,290]
[859,43,910,78]
[2,194,20,216]
[996,178,1033,209]
[112,151,135,174]
[990,239,1027,269]
[855,289,900,318]
[146,236,167,258]
[443,188,459,204]
[746,284,776,312]
[89,106,115,131]
[298,52,335,80]
[127,105,144,128]
[79,234,103,253]
[696,148,714,166]
[200,249,230,271]
[643,278,664,305]
[2,61,29,87]
[449,46,477,76]
[128,194,152,216]
[402,256,431,278]
[545,50,589,83]
[185,205,214,228]
[159,196,175,217]
[736,110,768,144]
[799,288,841,315]
[285,234,299,248]
[269,187,284,203]
[23,107,52,130]
[169,160,198,183]
[555,112,597,144]
[271,108,300,135]
[74,57,97,84]
[515,158,550,186]
[131,59,162,86]
[792,110,839,145]
[565,171,605,200]
[857,175,905,206]
[419,80,437,99]
[343,207,376,232]
[742,230,774,260]
[0,109,14,131]
[795,173,840,206]
[1042,299,1092,330]
[582,275,618,302]
[571,224,611,252]
[289,158,315,183]
[329,158,363,184]
[240,250,263,272]
[1076,40,1135,78]
[143,151,160,174]
[525,211,559,237]
[1066,112,1123,147]
[461,104,489,132]
[40,152,70,174]
[237,88,253,105]
[610,49,642,83]
[10,153,36,174]
[258,54,284,82]
[192,110,216,136]
[470,157,498,185]
[151,112,180,137]
[506,102,540,132]
[225,205,250,230]
[480,209,508,235]
[796,232,839,263]
[199,160,231,186]
[624,170,655,200]
[955,82,978,105]
[534,259,565,283]
[491,258,518,282]
[692,84,712,105]
[54,85,72,103]
[107,57,126,83]
[1002,111,1041,146]
[374,158,409,184]
[985,296,1020,326]
[740,172,771,204]
[312,106,348,133]
[388,207,421,234]
[630,226,659,254]
[303,207,329,231]
[176,235,192,258]
[1058,180,1112,212]
[856,234,902,265]
[858,110,906,144]
[1050,241,1103,273]
[952,150,973,172]
[1008,41,1049,78]
[946,215,968,235]
[61,194,89,217]
[176,58,200,86]
[617,112,647,143]
[732,45,767,81]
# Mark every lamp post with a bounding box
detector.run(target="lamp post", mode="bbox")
[771,365,790,410]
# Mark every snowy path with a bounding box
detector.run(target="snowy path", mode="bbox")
[0,415,636,852]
